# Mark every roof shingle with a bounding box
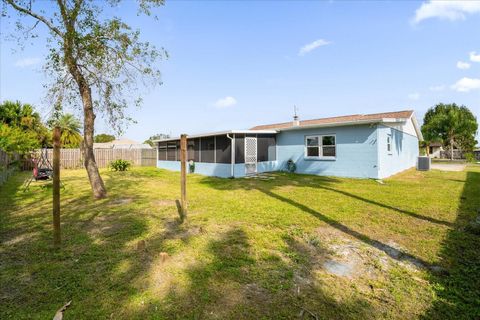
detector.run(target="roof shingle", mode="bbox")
[250,110,414,130]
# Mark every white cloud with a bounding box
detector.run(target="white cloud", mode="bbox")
[451,77,480,92]
[412,1,480,24]
[214,96,237,108]
[456,61,471,69]
[298,39,331,56]
[408,93,420,100]
[14,57,41,68]
[470,51,480,62]
[429,85,446,91]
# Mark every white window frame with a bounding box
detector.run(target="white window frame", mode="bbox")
[387,134,392,155]
[304,134,336,160]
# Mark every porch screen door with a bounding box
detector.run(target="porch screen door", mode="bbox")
[245,137,257,175]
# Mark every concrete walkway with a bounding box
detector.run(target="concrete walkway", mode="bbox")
[431,163,466,172]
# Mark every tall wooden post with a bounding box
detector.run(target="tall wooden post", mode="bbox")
[180,134,188,220]
[52,126,61,246]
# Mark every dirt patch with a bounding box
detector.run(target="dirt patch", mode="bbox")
[86,214,126,237]
[153,200,176,207]
[110,198,133,205]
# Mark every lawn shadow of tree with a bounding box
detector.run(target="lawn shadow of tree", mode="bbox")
[0,170,193,319]
[200,173,434,269]
[137,227,375,319]
[421,170,480,319]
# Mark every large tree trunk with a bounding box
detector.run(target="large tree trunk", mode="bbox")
[64,32,107,199]
[80,84,107,199]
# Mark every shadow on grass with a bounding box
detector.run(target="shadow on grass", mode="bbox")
[149,227,375,319]
[422,170,480,319]
[201,173,434,269]
[0,170,188,319]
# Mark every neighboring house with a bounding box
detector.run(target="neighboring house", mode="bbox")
[428,142,443,158]
[155,110,423,179]
[93,138,152,149]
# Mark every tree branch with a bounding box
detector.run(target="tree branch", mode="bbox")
[4,0,64,37]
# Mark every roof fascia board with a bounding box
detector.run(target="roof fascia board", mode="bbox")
[152,129,278,142]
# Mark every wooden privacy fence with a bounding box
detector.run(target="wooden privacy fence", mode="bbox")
[0,149,19,186]
[34,148,157,169]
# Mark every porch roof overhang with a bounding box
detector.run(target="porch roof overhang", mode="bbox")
[152,129,278,143]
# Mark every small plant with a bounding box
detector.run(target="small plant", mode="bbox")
[465,152,476,163]
[286,159,296,173]
[109,159,131,171]
[188,160,195,173]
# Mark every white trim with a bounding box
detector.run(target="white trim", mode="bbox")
[410,113,424,141]
[304,134,337,160]
[279,118,407,132]
[153,129,277,142]
[245,136,258,174]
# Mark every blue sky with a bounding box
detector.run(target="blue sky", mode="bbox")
[1,0,479,142]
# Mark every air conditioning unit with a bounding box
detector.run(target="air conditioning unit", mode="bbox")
[417,156,431,171]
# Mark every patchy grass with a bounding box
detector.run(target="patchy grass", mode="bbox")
[0,165,479,319]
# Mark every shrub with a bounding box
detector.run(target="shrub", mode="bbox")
[188,160,195,173]
[465,152,476,163]
[286,159,296,173]
[109,159,131,171]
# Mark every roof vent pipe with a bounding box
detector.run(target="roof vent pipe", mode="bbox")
[293,105,300,126]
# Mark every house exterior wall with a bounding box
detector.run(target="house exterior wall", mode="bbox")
[275,125,379,179]
[157,160,277,178]
[157,123,420,179]
[376,124,419,179]
[429,146,442,158]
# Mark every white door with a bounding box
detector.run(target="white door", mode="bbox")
[245,137,257,175]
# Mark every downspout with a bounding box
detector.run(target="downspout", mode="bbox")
[226,133,235,178]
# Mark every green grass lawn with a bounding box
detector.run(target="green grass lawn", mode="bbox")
[1,165,479,319]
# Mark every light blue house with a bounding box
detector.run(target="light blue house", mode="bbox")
[155,110,423,179]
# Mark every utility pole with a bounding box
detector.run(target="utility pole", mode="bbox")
[52,126,61,246]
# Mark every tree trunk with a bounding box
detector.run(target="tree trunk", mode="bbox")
[80,84,107,199]
[450,138,454,161]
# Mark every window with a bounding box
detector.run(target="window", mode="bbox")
[215,135,231,164]
[187,139,196,161]
[158,142,167,160]
[305,135,336,159]
[257,135,276,162]
[235,134,245,163]
[387,135,392,153]
[200,136,215,163]
[167,142,177,161]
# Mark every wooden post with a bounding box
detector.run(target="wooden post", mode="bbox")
[180,134,187,221]
[52,126,61,246]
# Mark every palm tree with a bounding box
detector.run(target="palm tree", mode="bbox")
[55,114,82,148]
